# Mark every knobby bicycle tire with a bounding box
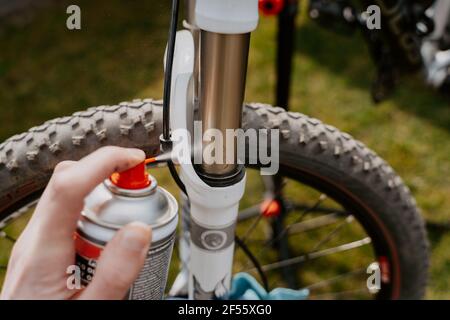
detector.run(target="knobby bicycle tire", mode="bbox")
[0,99,429,299]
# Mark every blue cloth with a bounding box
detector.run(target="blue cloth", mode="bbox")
[227,273,309,300]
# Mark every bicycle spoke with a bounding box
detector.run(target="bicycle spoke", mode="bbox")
[239,202,347,221]
[287,213,344,235]
[310,215,355,252]
[240,213,263,244]
[290,202,348,216]
[265,194,328,247]
[245,237,371,273]
[238,205,261,222]
[301,268,367,291]
[240,194,329,271]
[241,212,350,245]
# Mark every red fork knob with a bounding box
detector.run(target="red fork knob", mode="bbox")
[260,199,281,218]
[259,0,285,16]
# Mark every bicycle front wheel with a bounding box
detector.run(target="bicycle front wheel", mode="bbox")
[0,99,429,299]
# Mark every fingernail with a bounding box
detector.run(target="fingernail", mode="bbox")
[127,148,145,161]
[120,222,151,251]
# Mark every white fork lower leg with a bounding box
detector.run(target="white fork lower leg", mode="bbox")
[169,71,246,299]
[168,30,247,300]
[183,177,246,299]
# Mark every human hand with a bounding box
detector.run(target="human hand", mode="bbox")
[0,146,152,300]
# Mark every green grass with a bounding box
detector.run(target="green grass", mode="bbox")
[0,0,449,298]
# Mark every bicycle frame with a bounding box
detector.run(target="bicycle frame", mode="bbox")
[168,0,259,299]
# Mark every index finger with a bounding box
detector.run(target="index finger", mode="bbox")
[35,146,145,231]
[58,146,145,200]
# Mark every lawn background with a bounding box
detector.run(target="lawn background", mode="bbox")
[0,0,448,298]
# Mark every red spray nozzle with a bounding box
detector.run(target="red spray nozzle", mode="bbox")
[110,161,150,189]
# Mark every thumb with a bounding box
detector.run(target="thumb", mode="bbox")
[79,222,152,300]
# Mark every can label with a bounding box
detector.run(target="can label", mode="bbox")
[74,232,102,286]
[74,230,176,299]
[128,235,175,300]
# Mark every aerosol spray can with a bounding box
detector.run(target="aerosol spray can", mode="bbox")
[74,161,178,300]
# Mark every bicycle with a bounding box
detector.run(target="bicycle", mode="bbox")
[306,0,450,102]
[0,0,429,299]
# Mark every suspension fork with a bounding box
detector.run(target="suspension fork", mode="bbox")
[170,0,259,299]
